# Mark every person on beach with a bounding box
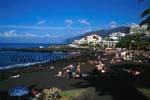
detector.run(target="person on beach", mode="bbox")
[88,59,95,64]
[96,60,105,73]
[128,69,141,76]
[50,66,55,70]
[110,58,116,64]
[56,71,63,77]
[75,63,81,78]
[10,74,20,78]
[63,64,75,78]
[32,88,41,99]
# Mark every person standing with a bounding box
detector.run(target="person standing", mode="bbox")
[76,63,81,77]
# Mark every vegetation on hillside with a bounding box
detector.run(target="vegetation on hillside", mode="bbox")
[116,34,150,50]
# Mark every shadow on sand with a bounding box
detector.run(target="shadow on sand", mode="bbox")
[72,69,149,100]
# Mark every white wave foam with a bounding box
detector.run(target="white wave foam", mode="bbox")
[0,61,45,70]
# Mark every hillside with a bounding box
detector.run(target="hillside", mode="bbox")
[65,26,130,43]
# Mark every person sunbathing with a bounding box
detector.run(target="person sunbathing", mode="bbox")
[10,74,20,78]
[64,64,75,78]
[56,71,63,77]
[50,66,55,70]
[96,60,105,73]
[128,69,141,76]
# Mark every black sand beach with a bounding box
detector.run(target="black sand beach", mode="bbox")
[0,60,150,100]
[0,63,95,90]
[0,50,150,100]
[0,62,114,100]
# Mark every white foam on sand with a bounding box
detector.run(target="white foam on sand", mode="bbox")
[0,61,44,70]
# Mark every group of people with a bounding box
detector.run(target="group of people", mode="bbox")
[56,63,81,78]
[110,57,122,64]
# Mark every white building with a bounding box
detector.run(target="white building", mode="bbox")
[72,34,102,46]
[100,40,118,48]
[109,32,126,41]
[86,34,102,44]
[69,34,119,48]
[130,25,148,35]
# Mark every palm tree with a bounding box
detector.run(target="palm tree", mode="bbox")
[140,7,150,29]
[138,0,150,50]
[139,0,150,30]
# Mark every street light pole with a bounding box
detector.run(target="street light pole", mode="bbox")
[130,40,135,50]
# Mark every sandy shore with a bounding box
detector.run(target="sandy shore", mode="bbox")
[1,62,113,100]
[1,50,149,100]
[0,62,96,90]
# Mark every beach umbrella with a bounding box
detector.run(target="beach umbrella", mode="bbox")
[8,86,29,100]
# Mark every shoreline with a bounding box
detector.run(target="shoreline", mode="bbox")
[0,60,96,91]
[0,49,104,72]
[1,50,150,100]
[0,52,93,80]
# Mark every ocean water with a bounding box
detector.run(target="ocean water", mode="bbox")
[0,43,62,49]
[0,43,67,70]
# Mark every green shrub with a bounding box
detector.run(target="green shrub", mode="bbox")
[42,87,61,100]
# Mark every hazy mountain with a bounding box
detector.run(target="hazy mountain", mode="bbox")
[65,26,130,43]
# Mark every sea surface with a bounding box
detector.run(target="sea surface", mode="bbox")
[0,43,67,70]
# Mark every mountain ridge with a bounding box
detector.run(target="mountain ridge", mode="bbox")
[65,26,130,43]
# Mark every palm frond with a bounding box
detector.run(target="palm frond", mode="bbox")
[141,7,150,18]
[140,17,150,26]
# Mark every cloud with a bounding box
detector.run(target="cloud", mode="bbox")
[0,24,96,30]
[65,19,73,27]
[0,25,69,30]
[40,34,59,38]
[78,19,90,25]
[0,30,17,38]
[37,20,47,25]
[23,33,59,38]
[0,30,59,39]
[109,21,118,28]
[23,32,37,37]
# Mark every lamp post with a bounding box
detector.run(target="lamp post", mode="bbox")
[132,40,135,50]
[136,31,141,50]
[130,40,135,50]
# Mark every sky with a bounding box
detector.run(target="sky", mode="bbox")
[0,0,148,43]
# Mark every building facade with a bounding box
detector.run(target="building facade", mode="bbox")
[69,34,120,48]
[72,34,102,46]
[130,25,148,35]
[109,32,126,41]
